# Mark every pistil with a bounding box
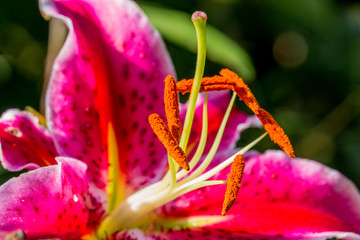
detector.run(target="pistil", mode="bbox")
[179,12,207,152]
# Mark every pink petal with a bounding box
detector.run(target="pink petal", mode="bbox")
[160,150,360,238]
[0,157,97,239]
[115,228,349,240]
[0,109,57,171]
[181,91,260,156]
[40,0,175,192]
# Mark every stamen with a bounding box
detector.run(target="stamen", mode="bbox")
[180,69,294,158]
[178,92,237,184]
[176,133,268,198]
[176,92,208,181]
[176,70,295,158]
[148,114,190,171]
[176,76,236,94]
[218,69,294,158]
[219,68,260,113]
[122,180,226,229]
[164,75,181,141]
[222,154,245,216]
[176,73,259,114]
[256,108,295,158]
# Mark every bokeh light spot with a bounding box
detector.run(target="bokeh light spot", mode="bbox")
[273,31,308,69]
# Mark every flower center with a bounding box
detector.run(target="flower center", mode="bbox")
[93,11,294,239]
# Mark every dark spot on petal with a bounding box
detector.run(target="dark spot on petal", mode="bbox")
[123,64,130,80]
[119,95,126,108]
[140,128,146,136]
[92,159,101,169]
[151,89,159,101]
[122,130,128,137]
[131,90,138,99]
[139,71,146,79]
[132,122,138,130]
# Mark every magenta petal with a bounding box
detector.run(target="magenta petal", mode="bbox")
[115,228,327,240]
[0,109,57,171]
[182,92,260,156]
[0,157,95,239]
[40,0,175,191]
[160,150,360,237]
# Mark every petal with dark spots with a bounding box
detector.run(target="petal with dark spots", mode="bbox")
[159,150,360,238]
[0,109,57,171]
[0,157,95,239]
[115,228,354,240]
[40,0,175,193]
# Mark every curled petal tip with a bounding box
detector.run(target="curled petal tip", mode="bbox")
[191,11,207,21]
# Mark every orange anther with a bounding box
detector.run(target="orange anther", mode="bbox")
[220,69,260,113]
[256,108,295,158]
[148,114,190,171]
[164,76,181,142]
[177,76,237,94]
[222,154,245,216]
[176,78,194,94]
[176,69,295,159]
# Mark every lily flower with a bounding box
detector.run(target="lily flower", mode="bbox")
[0,0,359,239]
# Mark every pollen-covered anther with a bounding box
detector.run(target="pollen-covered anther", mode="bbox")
[164,75,181,142]
[148,114,190,171]
[176,76,236,94]
[222,154,245,216]
[256,108,295,158]
[219,68,260,113]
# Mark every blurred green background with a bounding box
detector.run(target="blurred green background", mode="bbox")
[0,0,359,187]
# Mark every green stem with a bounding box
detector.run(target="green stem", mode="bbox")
[179,12,207,152]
